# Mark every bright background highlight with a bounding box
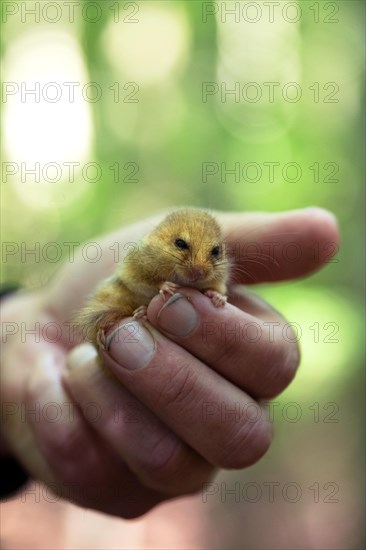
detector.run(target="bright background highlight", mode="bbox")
[1,1,364,548]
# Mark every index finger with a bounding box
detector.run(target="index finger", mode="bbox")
[221,207,339,284]
[46,207,339,322]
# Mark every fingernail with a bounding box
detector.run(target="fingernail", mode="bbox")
[157,293,199,337]
[107,322,155,370]
[67,344,98,370]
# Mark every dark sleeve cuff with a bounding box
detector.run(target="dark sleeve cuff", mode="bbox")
[1,284,31,499]
[0,456,30,499]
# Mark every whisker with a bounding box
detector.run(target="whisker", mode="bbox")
[229,265,258,283]
[243,255,279,269]
[149,245,182,264]
[240,258,273,274]
[224,245,280,268]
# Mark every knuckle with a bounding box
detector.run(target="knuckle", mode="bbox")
[56,426,86,461]
[282,341,301,381]
[138,434,183,475]
[215,416,272,469]
[136,435,209,495]
[158,362,199,409]
[261,342,300,398]
[47,425,94,481]
[25,381,88,484]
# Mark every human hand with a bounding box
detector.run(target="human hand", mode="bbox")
[0,208,339,518]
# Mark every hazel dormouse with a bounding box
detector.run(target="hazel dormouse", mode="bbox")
[75,209,231,350]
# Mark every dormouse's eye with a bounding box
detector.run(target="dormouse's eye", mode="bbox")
[175,238,189,250]
[211,245,220,258]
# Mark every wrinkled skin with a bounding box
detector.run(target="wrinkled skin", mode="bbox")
[0,208,339,518]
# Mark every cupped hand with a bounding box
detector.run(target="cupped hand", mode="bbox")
[0,208,339,518]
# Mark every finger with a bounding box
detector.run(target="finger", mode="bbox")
[64,344,215,496]
[46,208,338,323]
[100,321,273,469]
[25,351,165,518]
[146,289,299,399]
[221,207,339,283]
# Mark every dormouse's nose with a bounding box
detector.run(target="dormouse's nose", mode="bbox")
[188,266,207,281]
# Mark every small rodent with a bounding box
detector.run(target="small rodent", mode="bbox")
[75,208,230,349]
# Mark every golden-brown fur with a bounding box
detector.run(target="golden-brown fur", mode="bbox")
[74,209,230,348]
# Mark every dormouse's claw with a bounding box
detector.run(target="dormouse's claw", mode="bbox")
[159,281,180,301]
[133,305,148,319]
[204,290,227,308]
[215,295,227,307]
[159,291,167,302]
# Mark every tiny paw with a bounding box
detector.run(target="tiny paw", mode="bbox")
[133,305,148,319]
[204,289,227,307]
[159,281,180,300]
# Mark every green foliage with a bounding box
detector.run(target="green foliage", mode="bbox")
[1,0,364,382]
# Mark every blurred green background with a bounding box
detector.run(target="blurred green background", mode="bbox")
[1,1,364,548]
